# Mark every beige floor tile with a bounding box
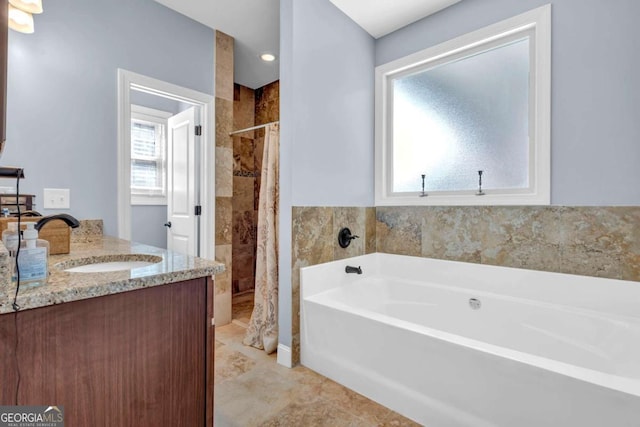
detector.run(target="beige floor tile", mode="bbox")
[214,324,423,427]
[319,378,392,424]
[258,399,359,427]
[215,345,256,384]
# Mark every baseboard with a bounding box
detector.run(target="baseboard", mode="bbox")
[277,344,292,368]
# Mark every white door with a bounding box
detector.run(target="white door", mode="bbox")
[166,107,197,255]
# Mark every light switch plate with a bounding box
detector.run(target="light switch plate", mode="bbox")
[43,188,70,209]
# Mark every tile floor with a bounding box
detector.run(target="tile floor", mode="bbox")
[214,322,421,426]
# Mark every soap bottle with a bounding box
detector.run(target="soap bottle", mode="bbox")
[2,222,19,255]
[3,222,20,283]
[17,222,49,288]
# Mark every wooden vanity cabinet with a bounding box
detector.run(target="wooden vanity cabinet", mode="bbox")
[0,277,215,426]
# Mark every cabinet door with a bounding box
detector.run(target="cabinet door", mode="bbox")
[1,278,208,426]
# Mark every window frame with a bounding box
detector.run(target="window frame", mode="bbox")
[375,5,551,206]
[130,104,172,206]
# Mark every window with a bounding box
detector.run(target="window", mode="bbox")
[375,5,551,206]
[130,105,171,205]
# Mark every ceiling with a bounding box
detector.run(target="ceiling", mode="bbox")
[153,0,462,88]
[153,0,280,90]
[329,0,462,39]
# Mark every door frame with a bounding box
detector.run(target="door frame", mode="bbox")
[117,69,215,260]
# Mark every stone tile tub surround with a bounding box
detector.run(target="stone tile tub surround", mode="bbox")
[291,207,376,363]
[376,206,640,282]
[291,205,640,365]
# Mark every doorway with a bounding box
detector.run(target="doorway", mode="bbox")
[116,69,215,259]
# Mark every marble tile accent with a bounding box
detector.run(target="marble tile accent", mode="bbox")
[414,206,639,280]
[557,207,640,281]
[215,98,233,149]
[233,211,256,247]
[233,244,255,281]
[215,147,233,198]
[255,80,280,125]
[254,136,264,174]
[376,206,422,256]
[215,291,232,327]
[215,197,233,245]
[230,83,260,298]
[215,31,234,102]
[215,244,233,326]
[215,244,232,295]
[233,176,254,212]
[480,206,562,272]
[214,30,235,325]
[333,207,365,260]
[233,137,254,173]
[234,84,256,136]
[365,207,377,254]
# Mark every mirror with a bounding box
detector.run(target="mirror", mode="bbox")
[375,5,551,206]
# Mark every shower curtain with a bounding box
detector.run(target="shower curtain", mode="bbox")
[244,123,279,354]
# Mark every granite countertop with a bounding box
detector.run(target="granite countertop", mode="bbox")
[0,232,225,315]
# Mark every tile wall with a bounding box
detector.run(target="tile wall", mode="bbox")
[232,84,257,295]
[214,31,234,325]
[214,32,280,321]
[291,205,640,364]
[231,81,280,296]
[291,207,376,363]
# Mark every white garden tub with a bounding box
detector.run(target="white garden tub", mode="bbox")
[300,253,640,427]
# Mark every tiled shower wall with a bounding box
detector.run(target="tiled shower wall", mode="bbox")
[231,81,280,296]
[214,31,234,325]
[291,205,640,364]
[232,84,257,295]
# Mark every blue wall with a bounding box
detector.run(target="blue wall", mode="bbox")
[279,0,375,345]
[5,0,214,235]
[376,0,640,205]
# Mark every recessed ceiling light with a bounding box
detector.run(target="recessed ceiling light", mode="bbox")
[260,53,276,62]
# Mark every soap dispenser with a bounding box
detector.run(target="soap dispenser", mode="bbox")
[2,222,19,255]
[3,222,20,283]
[17,222,49,288]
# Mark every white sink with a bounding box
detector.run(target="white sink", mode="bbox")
[57,254,163,273]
